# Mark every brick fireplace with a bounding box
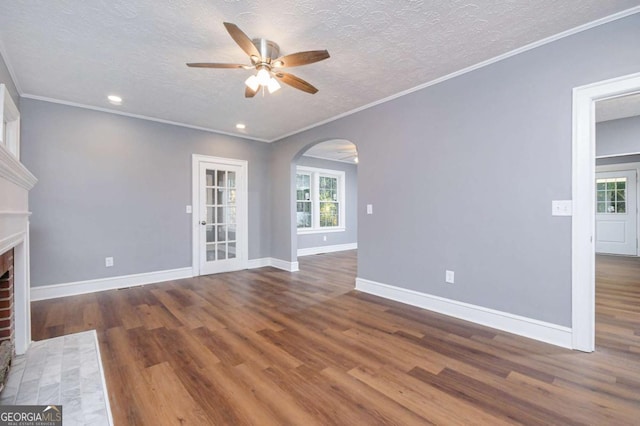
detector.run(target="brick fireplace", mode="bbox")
[0,249,14,344]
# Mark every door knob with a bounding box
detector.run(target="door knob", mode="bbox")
[200,221,206,225]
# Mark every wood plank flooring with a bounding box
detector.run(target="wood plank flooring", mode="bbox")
[31,251,640,425]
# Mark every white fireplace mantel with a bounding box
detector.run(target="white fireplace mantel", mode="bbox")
[0,84,37,355]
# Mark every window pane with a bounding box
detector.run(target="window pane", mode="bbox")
[228,171,236,188]
[606,182,615,190]
[207,170,215,186]
[217,243,227,260]
[297,200,311,228]
[207,207,215,224]
[217,225,226,242]
[228,189,236,205]
[296,174,311,202]
[206,244,215,261]
[597,202,606,213]
[217,189,226,205]
[596,182,605,191]
[228,206,236,225]
[320,202,338,227]
[207,188,215,205]
[228,242,236,259]
[217,207,224,224]
[217,170,226,187]
[618,202,626,213]
[617,190,625,202]
[206,225,215,243]
[597,191,605,202]
[228,225,237,241]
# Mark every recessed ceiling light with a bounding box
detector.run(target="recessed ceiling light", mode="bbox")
[236,123,246,130]
[107,95,122,105]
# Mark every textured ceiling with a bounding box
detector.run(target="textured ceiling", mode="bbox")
[597,93,640,122]
[0,1,639,142]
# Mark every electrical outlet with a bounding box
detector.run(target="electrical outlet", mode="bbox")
[105,257,114,267]
[445,270,454,284]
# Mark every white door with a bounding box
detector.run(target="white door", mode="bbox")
[595,170,637,255]
[193,156,248,275]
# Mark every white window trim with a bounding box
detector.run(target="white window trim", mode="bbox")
[296,166,346,234]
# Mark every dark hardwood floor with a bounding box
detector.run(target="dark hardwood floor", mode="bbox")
[31,251,640,425]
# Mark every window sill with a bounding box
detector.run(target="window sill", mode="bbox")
[297,228,345,235]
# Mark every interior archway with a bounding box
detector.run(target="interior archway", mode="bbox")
[290,139,359,273]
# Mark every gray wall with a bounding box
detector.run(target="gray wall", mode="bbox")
[596,115,640,157]
[295,156,357,250]
[0,52,19,108]
[269,13,640,327]
[21,99,271,287]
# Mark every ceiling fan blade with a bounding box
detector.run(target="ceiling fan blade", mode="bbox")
[273,50,330,68]
[274,72,318,94]
[245,85,258,98]
[223,22,261,59]
[187,63,251,69]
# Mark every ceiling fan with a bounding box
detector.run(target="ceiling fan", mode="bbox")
[187,22,330,98]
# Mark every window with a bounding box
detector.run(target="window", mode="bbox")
[296,166,345,233]
[596,177,626,213]
[296,173,312,228]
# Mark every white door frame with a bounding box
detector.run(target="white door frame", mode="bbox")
[572,71,640,352]
[191,154,249,276]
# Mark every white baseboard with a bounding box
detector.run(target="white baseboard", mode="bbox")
[31,258,302,301]
[247,257,299,272]
[269,258,300,272]
[31,267,193,301]
[247,258,271,269]
[355,277,573,349]
[297,242,357,257]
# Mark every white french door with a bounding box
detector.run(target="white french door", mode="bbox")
[192,155,248,275]
[595,170,637,255]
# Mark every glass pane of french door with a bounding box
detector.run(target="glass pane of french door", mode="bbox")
[204,168,238,262]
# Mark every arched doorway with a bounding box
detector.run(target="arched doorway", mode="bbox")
[291,139,359,273]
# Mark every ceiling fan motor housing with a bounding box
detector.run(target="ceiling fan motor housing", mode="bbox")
[252,39,280,63]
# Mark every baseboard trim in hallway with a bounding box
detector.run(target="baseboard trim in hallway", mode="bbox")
[355,277,573,349]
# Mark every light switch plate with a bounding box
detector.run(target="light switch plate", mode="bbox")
[552,200,572,216]
[186,205,192,214]
[366,204,373,215]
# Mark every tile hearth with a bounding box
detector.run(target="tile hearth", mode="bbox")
[0,330,112,425]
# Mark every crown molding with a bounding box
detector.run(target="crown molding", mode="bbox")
[20,94,271,143]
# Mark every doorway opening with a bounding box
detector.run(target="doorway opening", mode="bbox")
[593,92,640,352]
[291,139,359,273]
[572,72,640,352]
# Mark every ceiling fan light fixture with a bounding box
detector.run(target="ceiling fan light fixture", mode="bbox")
[245,75,260,91]
[267,78,281,94]
[256,68,271,86]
